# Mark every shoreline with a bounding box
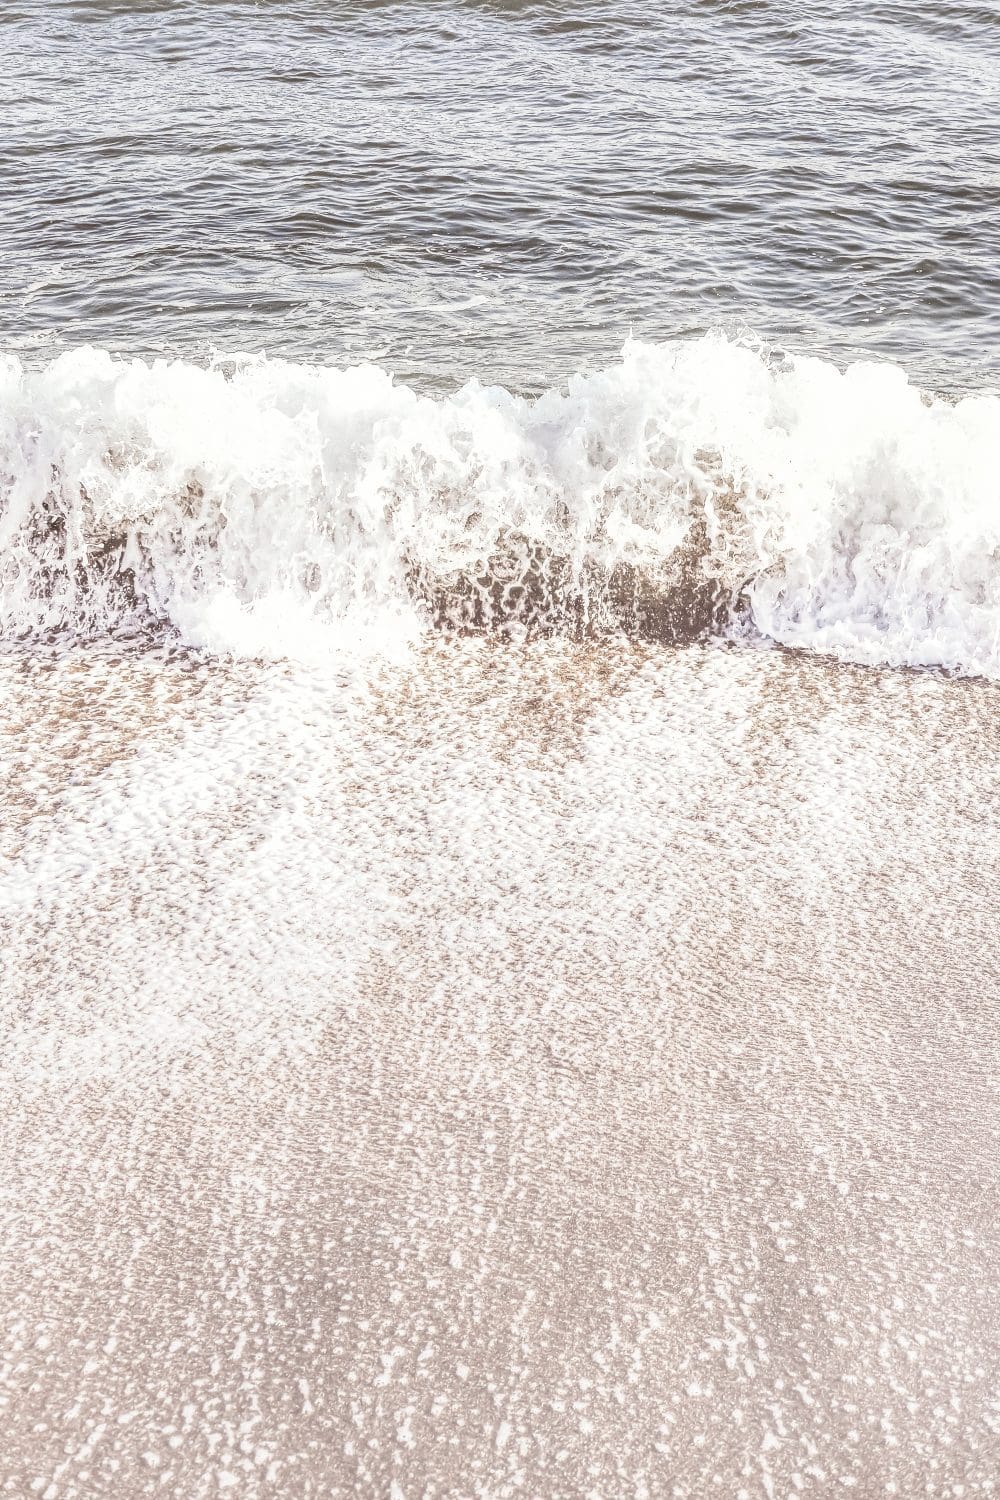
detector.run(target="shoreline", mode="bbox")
[2,640,998,1495]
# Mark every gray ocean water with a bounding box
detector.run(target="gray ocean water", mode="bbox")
[3,6,1000,1499]
[4,0,1000,392]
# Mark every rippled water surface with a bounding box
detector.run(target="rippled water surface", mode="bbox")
[4,0,1000,390]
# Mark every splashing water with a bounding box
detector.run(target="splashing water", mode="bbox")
[2,334,999,674]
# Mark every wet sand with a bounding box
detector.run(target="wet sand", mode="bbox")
[1,640,998,1498]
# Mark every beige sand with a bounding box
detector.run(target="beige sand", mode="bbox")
[1,640,997,1498]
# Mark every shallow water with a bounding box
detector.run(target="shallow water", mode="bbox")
[2,641,999,1496]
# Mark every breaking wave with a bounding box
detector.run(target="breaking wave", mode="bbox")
[2,335,999,675]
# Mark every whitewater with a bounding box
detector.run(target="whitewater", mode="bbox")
[4,335,1000,676]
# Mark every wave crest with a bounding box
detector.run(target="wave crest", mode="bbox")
[1,336,998,674]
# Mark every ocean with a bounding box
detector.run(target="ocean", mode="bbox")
[2,2,999,1496]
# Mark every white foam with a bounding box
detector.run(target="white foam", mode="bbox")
[1,336,998,674]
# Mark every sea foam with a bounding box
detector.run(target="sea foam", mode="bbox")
[1,335,998,675]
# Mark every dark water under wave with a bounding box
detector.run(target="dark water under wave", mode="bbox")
[3,0,1000,393]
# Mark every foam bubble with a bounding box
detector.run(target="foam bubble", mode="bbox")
[1,337,998,675]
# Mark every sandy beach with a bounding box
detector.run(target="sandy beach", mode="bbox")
[2,639,997,1497]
